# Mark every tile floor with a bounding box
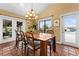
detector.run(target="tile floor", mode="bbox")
[0,41,79,56]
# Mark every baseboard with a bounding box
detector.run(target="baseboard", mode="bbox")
[60,42,79,48]
[0,40,15,44]
[56,41,61,44]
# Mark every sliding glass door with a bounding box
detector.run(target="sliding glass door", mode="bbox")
[61,14,77,46]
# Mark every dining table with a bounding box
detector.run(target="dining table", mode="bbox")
[33,33,56,56]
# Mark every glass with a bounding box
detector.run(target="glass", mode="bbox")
[3,20,12,39]
[64,15,76,43]
[39,21,44,32]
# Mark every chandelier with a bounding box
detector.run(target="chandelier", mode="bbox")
[25,4,38,20]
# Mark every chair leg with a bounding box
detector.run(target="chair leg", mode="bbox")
[27,48,29,56]
[16,39,19,48]
[22,42,23,49]
[22,41,27,56]
[50,45,51,56]
[16,39,17,46]
[33,50,35,56]
[22,42,23,55]
[53,37,56,52]
[26,46,28,56]
[17,41,19,48]
[16,40,18,47]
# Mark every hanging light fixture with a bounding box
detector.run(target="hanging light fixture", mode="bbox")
[25,4,38,20]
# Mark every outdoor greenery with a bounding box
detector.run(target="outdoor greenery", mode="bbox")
[3,20,12,39]
[69,27,76,32]
[44,24,48,29]
[27,20,38,32]
[39,24,49,32]
[65,27,76,32]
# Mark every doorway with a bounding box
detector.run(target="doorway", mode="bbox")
[60,13,78,47]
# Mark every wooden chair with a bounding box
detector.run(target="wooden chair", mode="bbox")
[15,30,22,48]
[47,30,55,56]
[20,31,28,55]
[15,30,27,48]
[25,32,40,56]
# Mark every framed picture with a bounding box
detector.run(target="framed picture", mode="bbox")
[53,19,59,26]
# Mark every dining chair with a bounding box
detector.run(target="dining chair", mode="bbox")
[15,30,27,48]
[20,31,28,55]
[25,32,40,56]
[47,30,55,56]
[15,30,22,48]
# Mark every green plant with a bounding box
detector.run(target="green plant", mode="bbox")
[27,20,37,32]
[5,27,9,35]
[44,24,48,29]
[4,27,12,36]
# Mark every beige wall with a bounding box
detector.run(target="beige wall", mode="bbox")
[39,3,79,42]
[0,9,24,19]
[0,9,27,31]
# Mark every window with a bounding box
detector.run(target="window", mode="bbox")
[38,17,52,33]
[45,20,52,28]
[3,19,12,39]
[39,21,44,32]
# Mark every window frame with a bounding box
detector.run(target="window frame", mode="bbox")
[38,17,53,33]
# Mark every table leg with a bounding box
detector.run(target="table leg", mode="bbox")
[53,36,56,52]
[40,41,47,56]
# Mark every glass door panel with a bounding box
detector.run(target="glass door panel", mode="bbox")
[63,15,76,44]
[3,19,12,39]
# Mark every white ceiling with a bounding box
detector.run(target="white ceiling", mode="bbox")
[0,3,52,16]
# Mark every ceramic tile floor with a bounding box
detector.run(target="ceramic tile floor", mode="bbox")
[0,41,79,56]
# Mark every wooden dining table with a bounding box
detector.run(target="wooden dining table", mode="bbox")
[33,33,56,56]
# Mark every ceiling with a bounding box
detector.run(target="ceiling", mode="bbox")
[0,3,52,16]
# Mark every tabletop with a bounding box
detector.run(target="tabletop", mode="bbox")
[33,33,55,41]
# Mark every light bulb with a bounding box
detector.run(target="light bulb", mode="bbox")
[32,11,35,14]
[33,14,35,16]
[35,16,38,19]
[29,14,32,16]
[28,17,31,19]
[25,15,28,17]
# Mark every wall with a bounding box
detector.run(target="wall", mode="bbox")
[0,9,24,19]
[0,8,28,34]
[39,3,79,42]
